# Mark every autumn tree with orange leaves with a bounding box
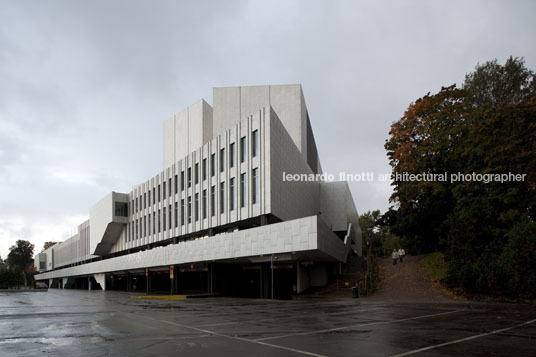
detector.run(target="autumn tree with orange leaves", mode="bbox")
[385,57,536,296]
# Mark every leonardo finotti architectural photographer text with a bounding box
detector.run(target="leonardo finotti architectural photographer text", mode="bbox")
[283,172,527,183]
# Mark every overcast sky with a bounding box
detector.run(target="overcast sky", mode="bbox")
[0,0,534,259]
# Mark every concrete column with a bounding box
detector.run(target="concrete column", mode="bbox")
[62,277,68,289]
[297,263,301,293]
[146,270,151,294]
[296,263,310,294]
[94,273,106,291]
[88,277,92,290]
[49,279,53,288]
[259,266,263,298]
[209,264,213,294]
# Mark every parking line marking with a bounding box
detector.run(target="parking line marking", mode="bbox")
[389,318,536,357]
[195,306,386,327]
[134,313,327,357]
[170,302,324,319]
[255,310,463,341]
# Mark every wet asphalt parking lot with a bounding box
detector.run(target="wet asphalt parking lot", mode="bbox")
[0,290,535,356]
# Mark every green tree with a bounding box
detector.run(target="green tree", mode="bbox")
[41,241,57,252]
[464,56,536,107]
[359,210,381,240]
[385,57,536,296]
[0,269,24,288]
[359,210,400,257]
[7,240,34,270]
[385,85,469,253]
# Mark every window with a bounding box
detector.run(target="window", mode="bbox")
[195,193,199,221]
[252,130,258,157]
[202,189,207,219]
[128,223,130,242]
[220,148,225,172]
[136,219,139,239]
[230,143,235,168]
[240,173,246,208]
[202,158,207,180]
[230,178,235,210]
[252,168,258,204]
[174,203,178,228]
[153,212,156,233]
[144,193,147,209]
[163,181,166,198]
[211,153,215,177]
[168,178,172,197]
[181,171,185,191]
[163,207,166,231]
[168,204,172,229]
[148,191,151,206]
[158,185,161,202]
[144,216,147,237]
[220,182,225,213]
[187,167,191,188]
[114,202,128,217]
[210,186,215,216]
[195,163,199,184]
[174,174,178,194]
[181,199,185,226]
[187,196,192,223]
[158,209,161,232]
[148,214,151,235]
[153,188,156,204]
[135,197,138,212]
[240,136,246,163]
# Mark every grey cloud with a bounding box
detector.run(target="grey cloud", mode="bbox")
[0,0,535,257]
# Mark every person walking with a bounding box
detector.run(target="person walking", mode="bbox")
[392,249,398,265]
[398,247,405,263]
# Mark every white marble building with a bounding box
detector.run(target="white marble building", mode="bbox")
[35,84,362,298]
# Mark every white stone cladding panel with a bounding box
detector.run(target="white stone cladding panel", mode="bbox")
[44,84,361,268]
[213,85,308,162]
[163,115,175,169]
[268,108,320,221]
[45,247,54,270]
[317,216,347,262]
[50,220,94,269]
[319,181,362,255]
[240,86,270,127]
[89,192,114,254]
[319,181,350,232]
[175,109,189,167]
[213,86,240,136]
[163,99,213,169]
[36,215,333,280]
[189,100,204,155]
[269,84,306,159]
[346,188,362,255]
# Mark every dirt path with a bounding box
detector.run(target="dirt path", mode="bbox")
[364,255,453,302]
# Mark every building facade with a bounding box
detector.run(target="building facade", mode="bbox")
[35,84,362,298]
